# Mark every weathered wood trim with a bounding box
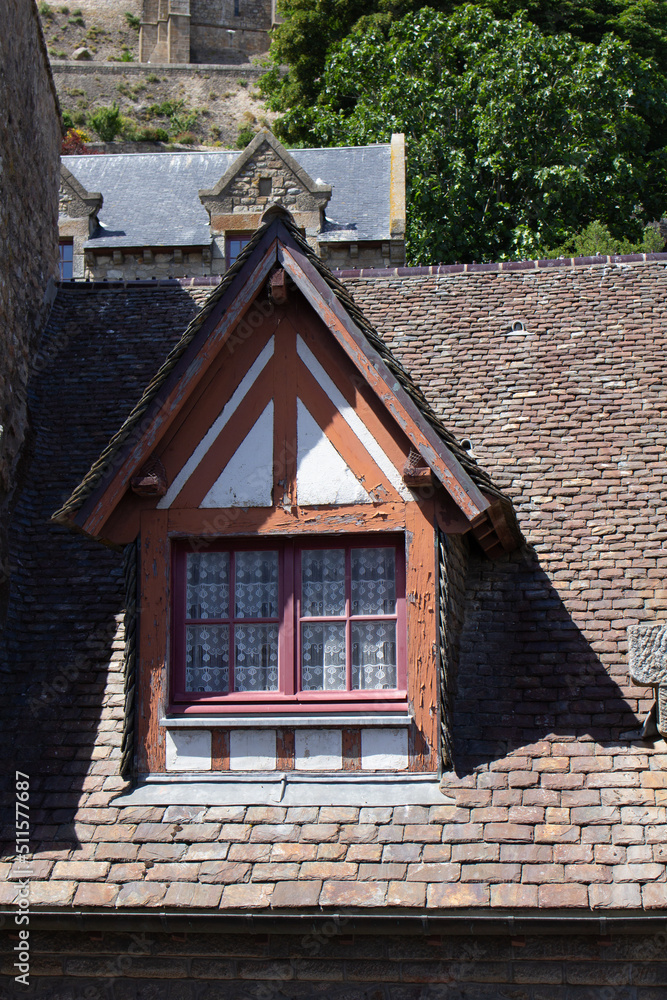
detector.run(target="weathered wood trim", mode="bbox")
[166,503,407,537]
[211,729,229,771]
[273,314,298,506]
[342,728,361,771]
[296,358,403,503]
[156,316,275,490]
[405,500,438,772]
[296,302,413,475]
[78,237,279,537]
[278,243,489,520]
[276,728,295,770]
[172,363,274,508]
[137,510,169,774]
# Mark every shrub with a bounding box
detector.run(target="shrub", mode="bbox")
[88,103,123,142]
[61,127,90,154]
[236,124,255,148]
[173,131,197,145]
[120,49,134,62]
[135,126,169,142]
[146,73,159,83]
[68,15,84,26]
[125,12,141,30]
[61,109,74,130]
[38,2,52,16]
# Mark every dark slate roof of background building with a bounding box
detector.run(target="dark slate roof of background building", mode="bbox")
[63,144,392,250]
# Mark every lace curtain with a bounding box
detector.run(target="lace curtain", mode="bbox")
[185,550,279,692]
[300,547,397,691]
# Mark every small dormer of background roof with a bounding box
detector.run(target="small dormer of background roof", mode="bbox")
[59,164,103,224]
[199,128,332,238]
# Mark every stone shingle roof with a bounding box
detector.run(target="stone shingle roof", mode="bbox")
[53,212,508,527]
[62,143,392,249]
[2,252,667,917]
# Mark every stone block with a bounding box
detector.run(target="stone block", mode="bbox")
[229,728,276,770]
[115,882,167,907]
[271,880,322,908]
[199,861,250,883]
[361,728,408,770]
[589,883,642,908]
[387,881,427,907]
[427,883,490,907]
[319,881,387,907]
[538,884,588,907]
[295,729,342,770]
[164,883,223,908]
[490,884,538,907]
[73,882,119,907]
[628,623,667,684]
[221,883,274,908]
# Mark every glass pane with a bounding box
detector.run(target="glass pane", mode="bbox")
[301,622,346,691]
[301,549,345,617]
[351,621,396,689]
[235,551,279,618]
[234,624,279,691]
[351,547,396,615]
[186,552,230,619]
[185,624,229,692]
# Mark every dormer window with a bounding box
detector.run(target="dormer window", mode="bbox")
[53,208,520,778]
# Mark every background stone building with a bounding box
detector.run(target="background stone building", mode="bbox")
[59,129,407,278]
[140,0,280,64]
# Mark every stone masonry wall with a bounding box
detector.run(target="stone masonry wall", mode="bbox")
[0,0,61,578]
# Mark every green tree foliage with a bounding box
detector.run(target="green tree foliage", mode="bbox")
[276,7,667,264]
[265,0,667,110]
[545,220,664,256]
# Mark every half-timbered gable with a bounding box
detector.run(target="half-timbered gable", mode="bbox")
[53,207,520,789]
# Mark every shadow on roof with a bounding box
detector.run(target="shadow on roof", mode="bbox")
[450,546,641,775]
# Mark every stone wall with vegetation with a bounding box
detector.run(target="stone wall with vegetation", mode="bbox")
[52,62,271,148]
[0,0,61,579]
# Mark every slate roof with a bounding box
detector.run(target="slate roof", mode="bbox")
[62,143,392,249]
[2,253,666,918]
[53,211,509,527]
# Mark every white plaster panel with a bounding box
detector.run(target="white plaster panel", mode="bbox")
[158,336,274,507]
[294,729,342,771]
[296,398,371,505]
[361,728,408,771]
[296,336,412,501]
[200,401,273,507]
[165,729,212,772]
[229,729,277,771]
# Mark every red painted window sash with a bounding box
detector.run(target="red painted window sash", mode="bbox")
[170,535,407,711]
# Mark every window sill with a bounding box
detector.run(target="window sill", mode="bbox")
[114,772,452,807]
[159,712,414,728]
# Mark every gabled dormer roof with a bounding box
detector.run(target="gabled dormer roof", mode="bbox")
[198,128,331,207]
[52,207,520,556]
[59,163,103,219]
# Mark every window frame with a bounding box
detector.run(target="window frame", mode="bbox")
[170,534,407,714]
[225,233,253,270]
[59,239,74,280]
